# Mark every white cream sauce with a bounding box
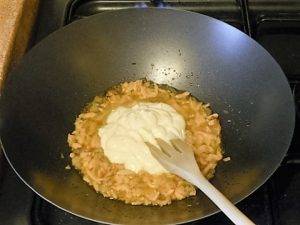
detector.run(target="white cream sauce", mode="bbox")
[98,102,185,174]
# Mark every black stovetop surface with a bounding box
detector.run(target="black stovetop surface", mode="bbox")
[1,1,300,225]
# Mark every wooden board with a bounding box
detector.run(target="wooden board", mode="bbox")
[0,0,38,88]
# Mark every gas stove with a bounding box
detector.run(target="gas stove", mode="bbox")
[0,1,299,224]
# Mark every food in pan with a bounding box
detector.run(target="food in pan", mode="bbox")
[68,80,223,206]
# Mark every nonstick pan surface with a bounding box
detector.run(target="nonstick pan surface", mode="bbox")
[0,8,295,224]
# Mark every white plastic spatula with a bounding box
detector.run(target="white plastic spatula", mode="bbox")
[146,138,255,225]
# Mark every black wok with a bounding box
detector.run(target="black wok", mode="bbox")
[0,8,295,224]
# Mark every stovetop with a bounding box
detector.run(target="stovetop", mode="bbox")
[1,1,300,225]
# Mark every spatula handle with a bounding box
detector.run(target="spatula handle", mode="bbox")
[191,174,255,225]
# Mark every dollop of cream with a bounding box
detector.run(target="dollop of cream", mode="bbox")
[98,102,186,174]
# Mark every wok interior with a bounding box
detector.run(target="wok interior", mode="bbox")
[0,9,294,224]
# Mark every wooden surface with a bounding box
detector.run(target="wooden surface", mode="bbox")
[0,0,38,88]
